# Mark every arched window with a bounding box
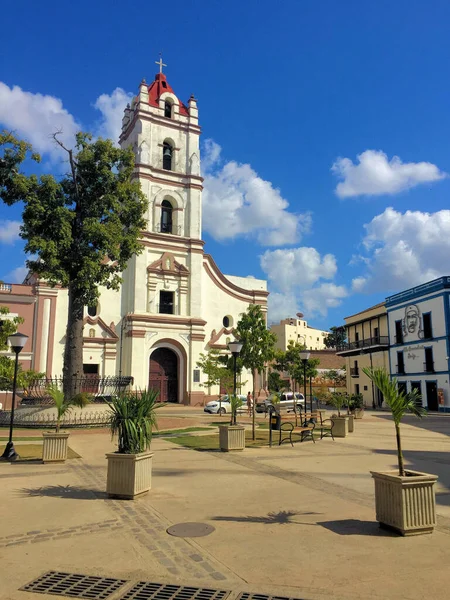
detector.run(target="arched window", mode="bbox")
[164,101,172,118]
[87,304,98,317]
[163,142,173,170]
[161,200,173,234]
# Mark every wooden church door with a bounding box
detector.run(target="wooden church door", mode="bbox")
[149,348,178,403]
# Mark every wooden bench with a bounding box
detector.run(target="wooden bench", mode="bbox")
[279,410,335,447]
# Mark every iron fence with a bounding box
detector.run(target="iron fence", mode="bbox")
[16,376,132,405]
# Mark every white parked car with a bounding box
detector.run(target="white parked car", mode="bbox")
[204,395,247,415]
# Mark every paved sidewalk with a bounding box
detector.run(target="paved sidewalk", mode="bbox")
[1,413,450,599]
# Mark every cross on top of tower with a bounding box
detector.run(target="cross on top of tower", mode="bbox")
[155,54,167,74]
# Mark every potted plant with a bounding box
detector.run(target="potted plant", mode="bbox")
[349,393,364,419]
[363,367,438,536]
[105,389,160,499]
[328,392,349,437]
[42,385,90,463]
[219,395,245,451]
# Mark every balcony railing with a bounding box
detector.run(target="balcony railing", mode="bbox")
[423,361,435,373]
[0,283,12,293]
[336,336,389,353]
[350,367,359,377]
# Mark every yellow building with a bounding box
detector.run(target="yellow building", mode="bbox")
[270,317,328,351]
[336,302,389,408]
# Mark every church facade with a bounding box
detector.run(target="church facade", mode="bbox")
[1,69,268,406]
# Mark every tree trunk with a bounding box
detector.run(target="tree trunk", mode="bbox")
[395,422,405,476]
[63,284,84,399]
[252,368,257,441]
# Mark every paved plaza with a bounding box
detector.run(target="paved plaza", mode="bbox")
[1,410,450,599]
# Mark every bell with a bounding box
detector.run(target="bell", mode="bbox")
[163,147,172,157]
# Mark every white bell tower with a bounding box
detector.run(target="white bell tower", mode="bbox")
[119,65,203,240]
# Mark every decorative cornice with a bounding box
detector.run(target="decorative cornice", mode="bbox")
[147,252,190,278]
[126,313,206,328]
[83,315,119,340]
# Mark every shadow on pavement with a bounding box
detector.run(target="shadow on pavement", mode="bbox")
[374,413,450,438]
[318,519,396,537]
[18,484,107,500]
[211,509,322,525]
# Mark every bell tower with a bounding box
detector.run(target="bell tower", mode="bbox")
[119,66,203,240]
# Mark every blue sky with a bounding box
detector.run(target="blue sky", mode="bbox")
[1,0,450,330]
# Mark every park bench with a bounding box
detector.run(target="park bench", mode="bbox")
[279,410,335,447]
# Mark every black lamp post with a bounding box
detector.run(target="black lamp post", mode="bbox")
[228,340,243,426]
[1,332,28,461]
[299,349,310,414]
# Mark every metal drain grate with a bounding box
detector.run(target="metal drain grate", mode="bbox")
[237,594,306,600]
[120,582,229,600]
[21,571,127,598]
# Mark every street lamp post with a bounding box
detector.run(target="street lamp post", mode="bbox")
[299,349,310,414]
[1,332,28,461]
[228,340,243,426]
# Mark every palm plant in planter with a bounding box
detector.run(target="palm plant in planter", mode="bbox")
[105,389,160,499]
[363,367,438,536]
[328,392,349,437]
[42,384,90,463]
[349,393,364,418]
[219,394,246,452]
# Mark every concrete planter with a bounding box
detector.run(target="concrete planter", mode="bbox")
[371,470,438,536]
[331,416,348,438]
[106,451,153,499]
[353,408,364,419]
[219,425,245,452]
[42,432,70,463]
[347,414,354,433]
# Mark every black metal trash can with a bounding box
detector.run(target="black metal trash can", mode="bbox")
[270,411,281,431]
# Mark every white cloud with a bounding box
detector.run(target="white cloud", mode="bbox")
[0,82,81,160]
[260,247,337,292]
[0,220,21,244]
[332,150,446,198]
[353,207,450,293]
[94,88,134,143]
[4,264,28,283]
[202,140,311,246]
[260,246,347,321]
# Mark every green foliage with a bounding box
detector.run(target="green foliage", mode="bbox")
[1,131,148,394]
[0,305,24,351]
[323,369,346,389]
[324,326,347,349]
[229,395,243,425]
[107,389,162,454]
[46,384,92,432]
[349,393,364,410]
[274,341,320,388]
[0,358,44,393]
[328,392,347,417]
[235,304,276,438]
[362,367,425,476]
[268,371,284,392]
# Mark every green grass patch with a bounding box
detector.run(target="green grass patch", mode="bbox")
[0,437,47,441]
[154,427,213,436]
[0,444,80,461]
[167,429,273,451]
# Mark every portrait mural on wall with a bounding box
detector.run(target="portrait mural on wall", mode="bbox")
[402,304,423,339]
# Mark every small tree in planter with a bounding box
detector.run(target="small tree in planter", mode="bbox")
[42,384,91,463]
[363,367,438,535]
[105,389,160,499]
[349,393,364,418]
[328,392,348,437]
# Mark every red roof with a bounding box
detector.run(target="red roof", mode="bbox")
[147,73,189,116]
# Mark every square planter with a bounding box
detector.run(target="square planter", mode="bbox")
[106,452,153,499]
[331,416,348,438]
[219,425,245,451]
[347,414,354,433]
[353,408,364,419]
[42,432,70,463]
[371,470,438,536]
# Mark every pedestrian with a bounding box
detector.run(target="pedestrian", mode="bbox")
[247,391,253,416]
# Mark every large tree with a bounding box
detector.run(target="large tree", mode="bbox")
[324,326,347,349]
[0,131,147,397]
[235,304,276,439]
[277,340,320,392]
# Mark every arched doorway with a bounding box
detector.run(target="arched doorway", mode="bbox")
[149,348,178,403]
